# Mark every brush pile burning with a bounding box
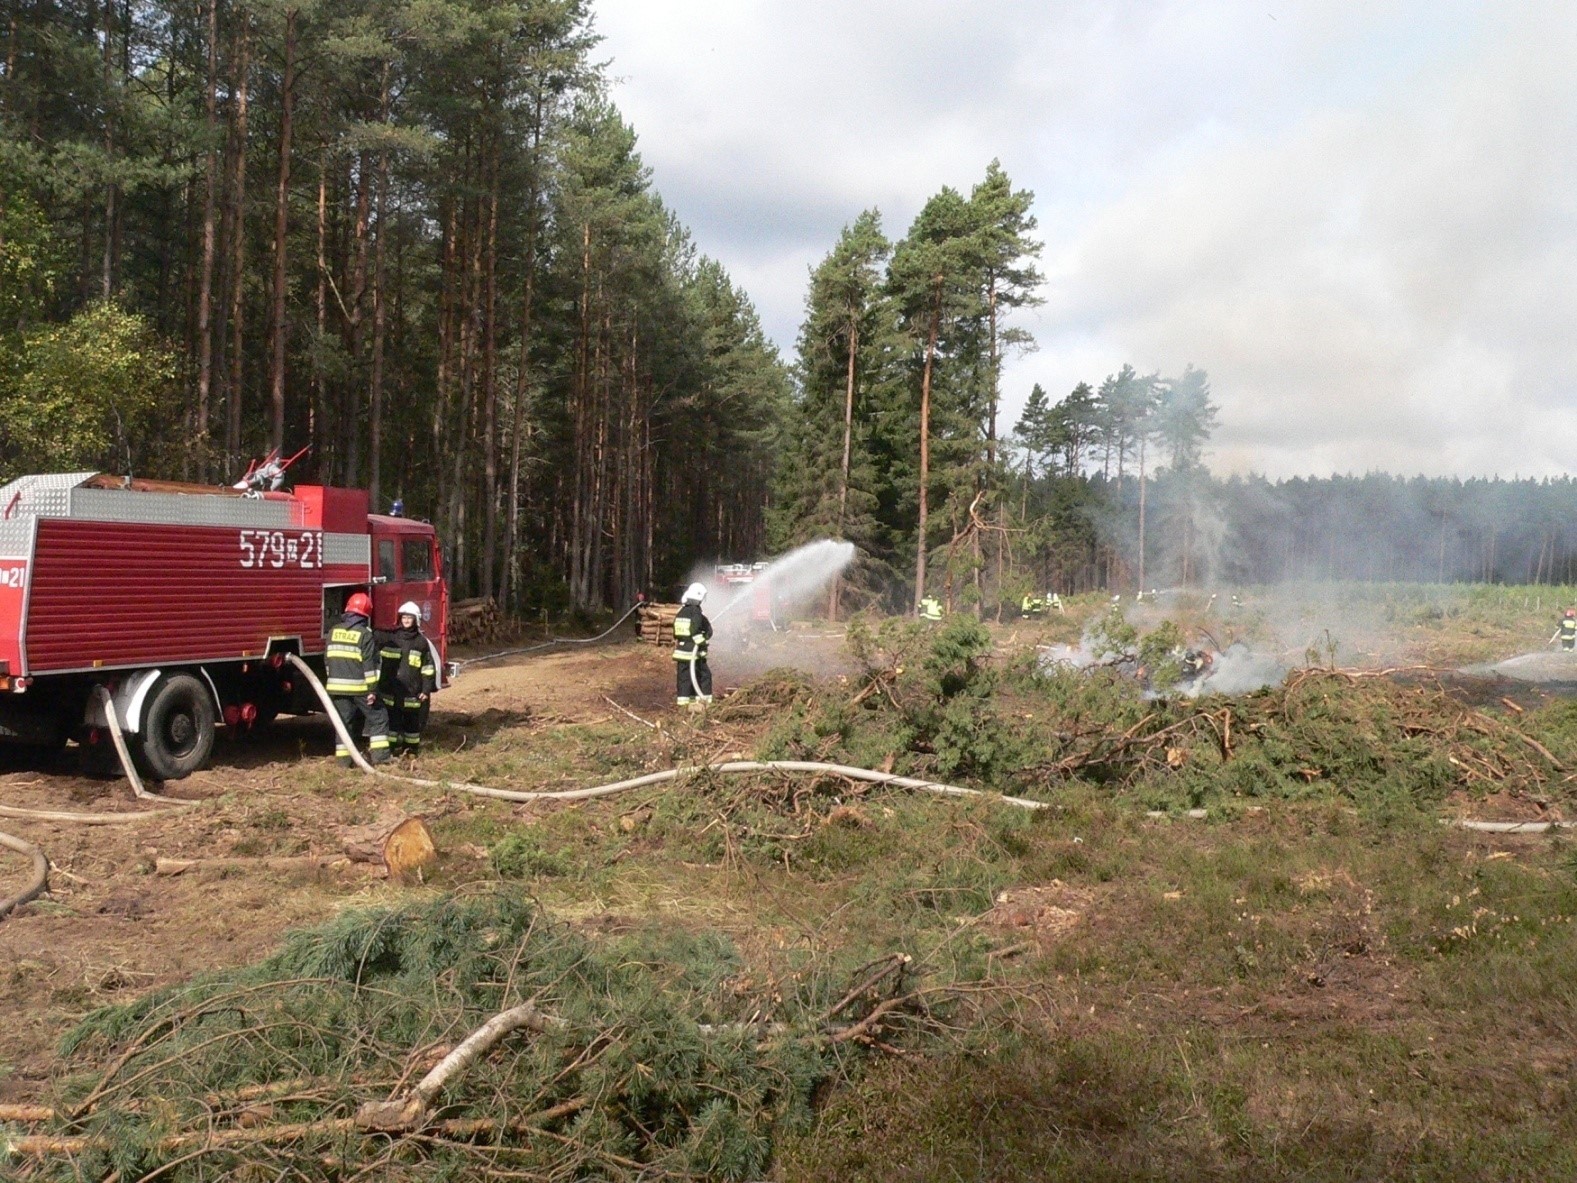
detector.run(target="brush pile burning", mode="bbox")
[754,614,1577,813]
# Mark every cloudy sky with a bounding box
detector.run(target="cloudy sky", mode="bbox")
[592,1,1577,479]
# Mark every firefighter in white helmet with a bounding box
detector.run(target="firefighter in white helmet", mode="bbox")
[673,582,714,706]
[379,600,437,756]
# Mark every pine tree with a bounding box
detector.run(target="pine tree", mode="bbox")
[772,209,889,613]
[888,186,982,611]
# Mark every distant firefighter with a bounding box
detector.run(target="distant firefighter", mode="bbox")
[1553,609,1577,652]
[673,582,714,706]
[1180,648,1215,684]
[918,595,943,621]
[1021,593,1047,617]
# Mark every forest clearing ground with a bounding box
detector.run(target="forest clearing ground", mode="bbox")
[0,629,852,1101]
[2,594,1577,1178]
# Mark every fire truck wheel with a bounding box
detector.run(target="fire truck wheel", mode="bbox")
[139,674,216,781]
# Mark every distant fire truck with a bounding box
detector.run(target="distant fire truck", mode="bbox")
[714,561,774,625]
[0,469,448,779]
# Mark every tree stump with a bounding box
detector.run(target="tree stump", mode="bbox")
[339,813,437,881]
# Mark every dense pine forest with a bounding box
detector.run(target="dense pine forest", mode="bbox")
[2,0,1575,612]
[0,0,785,610]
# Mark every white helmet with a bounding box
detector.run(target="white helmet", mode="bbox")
[682,582,707,604]
[397,600,422,620]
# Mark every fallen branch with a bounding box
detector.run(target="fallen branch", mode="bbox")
[820,954,910,1023]
[356,1000,565,1132]
[155,855,353,877]
[5,1105,588,1160]
[0,804,179,825]
[602,696,657,729]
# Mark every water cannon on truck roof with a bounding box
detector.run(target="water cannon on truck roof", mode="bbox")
[0,467,449,780]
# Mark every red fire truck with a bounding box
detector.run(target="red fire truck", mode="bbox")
[0,471,448,779]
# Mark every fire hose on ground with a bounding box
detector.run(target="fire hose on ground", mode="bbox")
[291,655,1577,834]
[285,653,1050,810]
[453,604,642,673]
[0,692,198,826]
[0,829,48,921]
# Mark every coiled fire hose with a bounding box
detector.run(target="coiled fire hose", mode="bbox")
[285,654,1049,810]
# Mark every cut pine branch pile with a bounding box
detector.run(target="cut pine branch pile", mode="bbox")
[797,619,1577,809]
[1027,667,1571,800]
[15,895,981,1180]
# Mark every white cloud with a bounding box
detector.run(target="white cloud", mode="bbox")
[593,0,1574,478]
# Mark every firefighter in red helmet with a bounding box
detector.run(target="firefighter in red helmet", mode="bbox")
[325,590,390,766]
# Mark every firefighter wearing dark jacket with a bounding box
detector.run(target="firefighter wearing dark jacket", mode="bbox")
[674,582,714,706]
[1555,609,1577,652]
[325,592,390,766]
[380,600,438,755]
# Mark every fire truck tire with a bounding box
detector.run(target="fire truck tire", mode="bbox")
[139,674,215,781]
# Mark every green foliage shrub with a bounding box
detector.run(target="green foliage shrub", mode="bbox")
[0,300,179,480]
[490,829,575,879]
[771,614,1025,781]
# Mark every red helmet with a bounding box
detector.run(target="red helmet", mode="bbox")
[1566,609,1575,619]
[346,592,373,617]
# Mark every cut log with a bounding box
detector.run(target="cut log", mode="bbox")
[154,855,355,877]
[448,597,507,646]
[338,814,436,881]
[637,603,680,645]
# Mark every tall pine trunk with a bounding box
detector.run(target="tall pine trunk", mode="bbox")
[99,0,116,297]
[268,7,298,453]
[913,276,941,612]
[344,148,372,484]
[312,155,328,473]
[480,143,500,597]
[225,17,251,470]
[193,0,220,478]
[829,314,858,620]
[500,109,542,606]
[368,62,391,507]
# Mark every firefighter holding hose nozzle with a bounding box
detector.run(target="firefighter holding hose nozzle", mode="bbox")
[674,582,714,707]
[1552,609,1577,652]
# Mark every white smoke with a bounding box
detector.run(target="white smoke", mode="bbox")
[1174,644,1287,698]
[689,539,857,641]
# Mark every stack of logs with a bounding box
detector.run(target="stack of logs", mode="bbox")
[448,597,507,647]
[638,603,680,645]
